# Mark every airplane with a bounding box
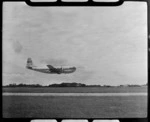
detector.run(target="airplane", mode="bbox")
[26,58,76,74]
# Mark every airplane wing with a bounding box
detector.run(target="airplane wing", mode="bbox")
[47,65,62,74]
[47,65,55,69]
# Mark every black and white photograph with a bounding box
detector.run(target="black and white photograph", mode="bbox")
[2,1,147,118]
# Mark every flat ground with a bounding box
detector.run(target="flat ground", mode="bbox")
[2,86,147,93]
[2,86,147,118]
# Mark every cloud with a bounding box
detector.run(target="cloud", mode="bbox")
[70,67,95,83]
[40,58,69,66]
[3,72,24,77]
[13,41,23,53]
[3,3,147,86]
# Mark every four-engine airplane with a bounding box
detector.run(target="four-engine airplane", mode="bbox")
[26,58,76,74]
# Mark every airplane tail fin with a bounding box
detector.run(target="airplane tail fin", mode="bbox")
[26,58,33,69]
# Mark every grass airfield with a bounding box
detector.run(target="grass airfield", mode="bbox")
[3,86,147,118]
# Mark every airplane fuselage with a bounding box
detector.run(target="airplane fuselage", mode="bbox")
[27,67,51,73]
[26,58,76,74]
[27,66,76,74]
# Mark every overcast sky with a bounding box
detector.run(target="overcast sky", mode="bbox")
[3,2,147,86]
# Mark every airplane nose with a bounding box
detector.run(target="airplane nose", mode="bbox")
[73,67,76,70]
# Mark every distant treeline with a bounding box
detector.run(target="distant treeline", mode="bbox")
[4,83,42,87]
[49,82,86,87]
[3,82,147,87]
